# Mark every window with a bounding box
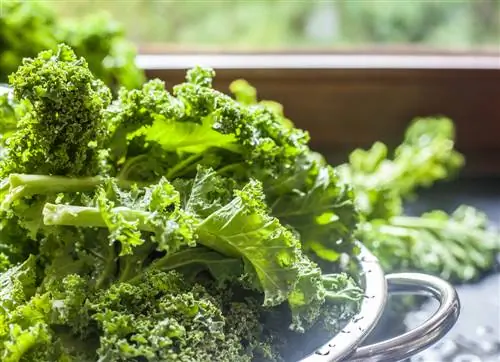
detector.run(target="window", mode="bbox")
[51,0,500,53]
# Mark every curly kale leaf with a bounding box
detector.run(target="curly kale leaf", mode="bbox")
[104,67,358,263]
[337,117,464,220]
[359,205,500,282]
[105,66,310,182]
[40,176,311,304]
[181,165,237,218]
[2,44,112,177]
[0,86,30,151]
[229,78,294,129]
[0,256,54,362]
[91,270,275,362]
[38,168,355,330]
[42,178,198,256]
[268,156,358,262]
[137,247,243,286]
[0,54,365,361]
[196,179,305,306]
[0,255,38,310]
[1,264,103,361]
[336,116,500,282]
[193,176,360,331]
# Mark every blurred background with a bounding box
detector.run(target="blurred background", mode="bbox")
[51,0,500,52]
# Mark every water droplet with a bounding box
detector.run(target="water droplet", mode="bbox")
[353,316,364,323]
[315,346,330,356]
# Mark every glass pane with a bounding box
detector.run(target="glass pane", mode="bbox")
[46,0,500,52]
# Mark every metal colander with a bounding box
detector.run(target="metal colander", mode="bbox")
[297,243,460,362]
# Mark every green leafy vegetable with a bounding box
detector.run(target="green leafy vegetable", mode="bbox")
[339,117,499,281]
[337,117,464,220]
[0,46,364,360]
[2,44,111,177]
[0,43,497,362]
[359,206,500,282]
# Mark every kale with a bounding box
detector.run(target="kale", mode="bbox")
[0,43,497,361]
[0,46,362,361]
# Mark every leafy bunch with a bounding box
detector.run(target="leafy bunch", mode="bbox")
[338,117,500,282]
[0,43,498,362]
[0,45,361,361]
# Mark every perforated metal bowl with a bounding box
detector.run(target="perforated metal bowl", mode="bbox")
[298,243,460,362]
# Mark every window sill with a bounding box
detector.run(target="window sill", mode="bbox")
[137,53,500,70]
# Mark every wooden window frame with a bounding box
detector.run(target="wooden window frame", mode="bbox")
[139,53,500,176]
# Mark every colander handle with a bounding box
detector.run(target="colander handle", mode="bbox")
[348,272,460,362]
